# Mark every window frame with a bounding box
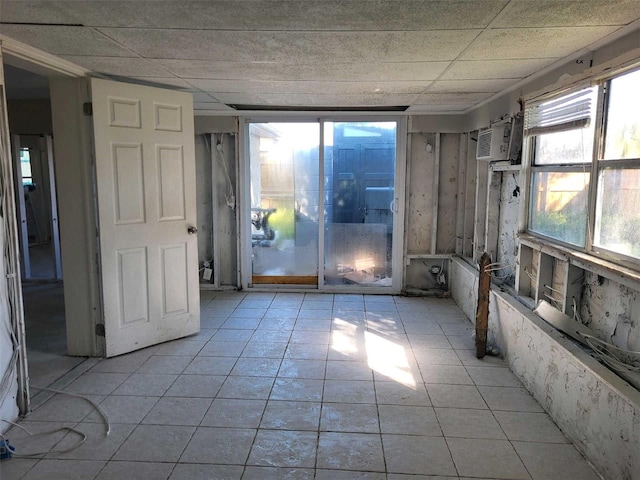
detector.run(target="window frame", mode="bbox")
[525,65,640,271]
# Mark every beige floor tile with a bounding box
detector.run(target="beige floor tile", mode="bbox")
[375,381,431,406]
[201,398,266,428]
[285,343,329,360]
[27,394,105,422]
[164,374,225,397]
[95,461,174,480]
[270,377,324,402]
[85,395,159,424]
[179,427,255,465]
[260,400,321,431]
[198,341,246,357]
[217,376,275,399]
[230,357,281,377]
[466,366,522,387]
[413,348,462,366]
[427,384,488,409]
[379,405,442,436]
[21,459,106,480]
[63,373,129,395]
[420,365,473,385]
[512,442,601,480]
[49,422,134,460]
[113,425,195,462]
[247,430,317,468]
[447,437,530,479]
[112,374,178,396]
[478,386,544,412]
[169,464,243,480]
[320,403,380,433]
[435,407,506,439]
[323,379,376,404]
[325,360,373,381]
[182,356,237,375]
[242,466,313,479]
[278,359,326,379]
[494,411,568,443]
[142,397,212,426]
[316,432,385,472]
[316,470,386,479]
[383,434,456,476]
[137,355,192,375]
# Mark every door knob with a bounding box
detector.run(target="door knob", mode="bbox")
[187,225,198,235]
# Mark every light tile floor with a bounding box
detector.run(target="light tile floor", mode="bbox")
[1,292,601,480]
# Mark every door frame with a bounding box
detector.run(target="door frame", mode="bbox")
[239,116,407,294]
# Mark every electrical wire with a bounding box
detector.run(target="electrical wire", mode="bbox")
[29,386,110,436]
[0,385,111,458]
[571,300,640,375]
[0,421,87,458]
[205,133,235,210]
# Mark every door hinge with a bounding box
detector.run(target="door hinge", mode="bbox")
[83,102,93,116]
[95,324,105,337]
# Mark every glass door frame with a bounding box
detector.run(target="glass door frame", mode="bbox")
[239,115,407,294]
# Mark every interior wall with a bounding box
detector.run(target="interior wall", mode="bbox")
[7,99,52,134]
[0,54,20,429]
[50,77,101,356]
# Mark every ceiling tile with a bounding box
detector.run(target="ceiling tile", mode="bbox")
[60,56,171,77]
[441,59,558,80]
[461,26,621,60]
[187,79,430,95]
[191,92,221,103]
[194,102,235,111]
[0,25,134,57]
[492,0,640,28]
[96,29,481,63]
[51,0,508,30]
[0,1,83,24]
[212,93,420,107]
[407,104,470,112]
[428,79,517,93]
[157,60,451,82]
[415,92,494,105]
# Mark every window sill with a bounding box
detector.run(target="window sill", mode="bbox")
[519,233,640,291]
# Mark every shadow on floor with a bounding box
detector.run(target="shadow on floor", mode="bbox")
[22,283,86,388]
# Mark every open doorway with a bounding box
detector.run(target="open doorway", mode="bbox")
[3,63,86,390]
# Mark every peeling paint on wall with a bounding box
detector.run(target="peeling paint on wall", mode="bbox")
[496,171,520,286]
[581,272,640,351]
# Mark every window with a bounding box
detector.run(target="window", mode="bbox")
[20,147,34,186]
[594,69,640,260]
[526,67,640,265]
[527,86,596,247]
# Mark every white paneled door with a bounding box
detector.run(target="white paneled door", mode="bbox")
[91,78,199,357]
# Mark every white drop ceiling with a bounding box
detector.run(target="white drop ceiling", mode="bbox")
[1,0,639,113]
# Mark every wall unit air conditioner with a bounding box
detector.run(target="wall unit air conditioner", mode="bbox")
[476,124,510,161]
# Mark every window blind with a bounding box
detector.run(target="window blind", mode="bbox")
[524,87,596,136]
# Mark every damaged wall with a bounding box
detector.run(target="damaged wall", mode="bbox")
[581,273,640,351]
[451,258,640,480]
[495,170,520,286]
[195,132,238,287]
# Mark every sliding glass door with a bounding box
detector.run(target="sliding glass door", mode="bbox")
[244,119,403,291]
[324,121,397,287]
[248,122,320,285]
